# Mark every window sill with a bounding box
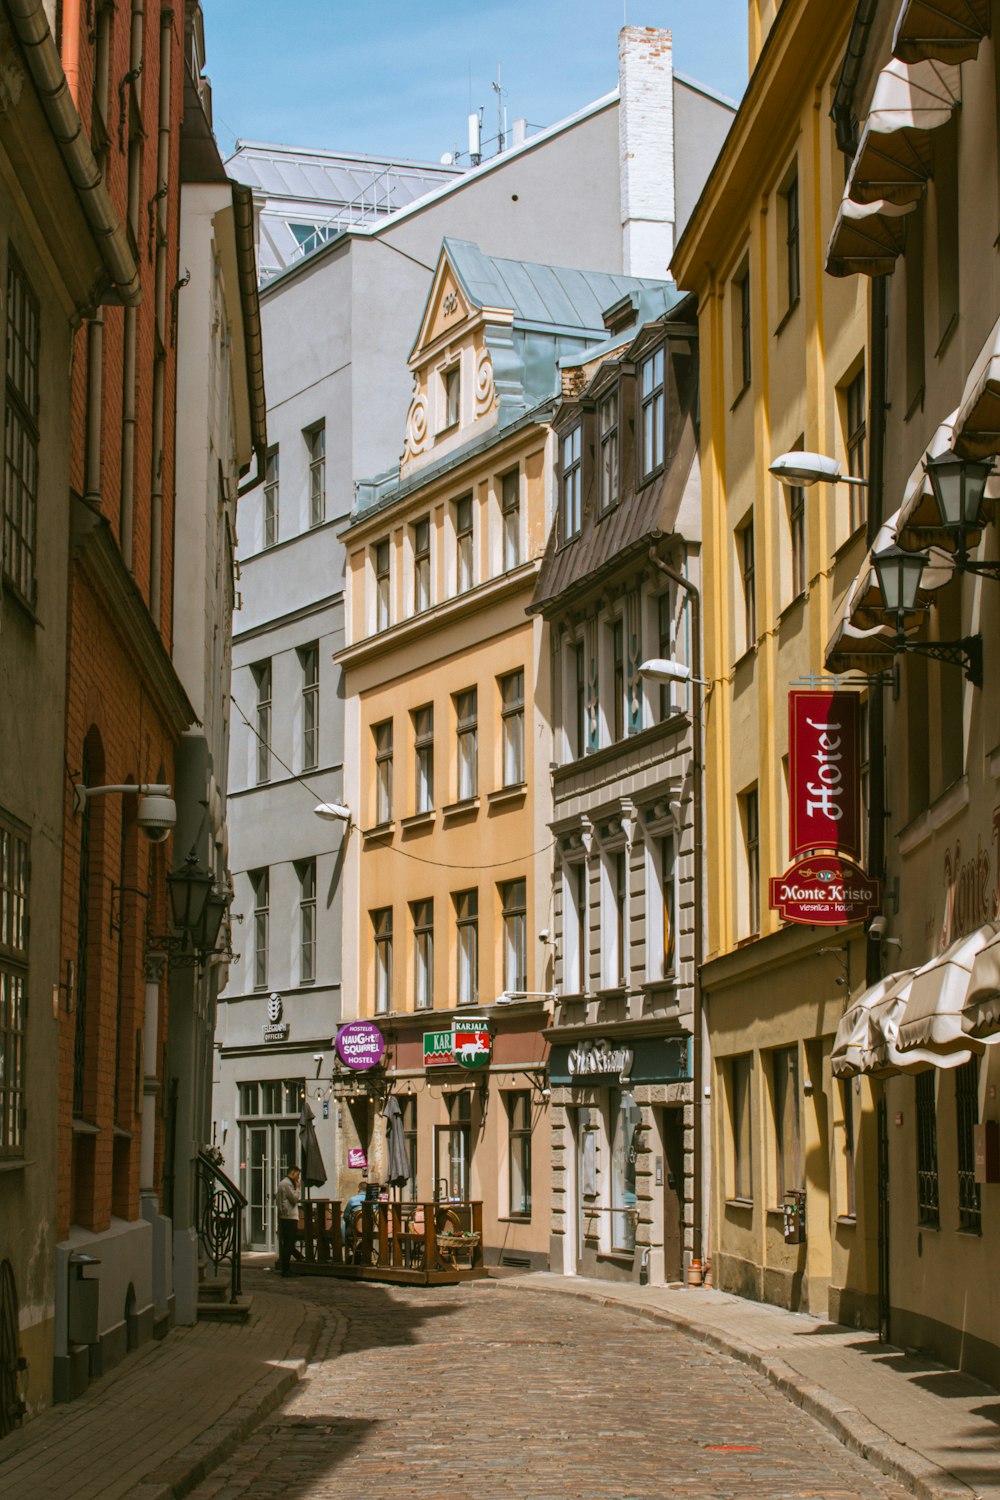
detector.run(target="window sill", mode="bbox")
[442,797,479,820]
[596,984,628,1000]
[904,384,925,423]
[72,1118,100,1136]
[778,591,807,623]
[935,310,959,361]
[834,522,867,562]
[835,1215,857,1229]
[773,297,800,339]
[401,810,435,832]
[361,820,395,841]
[640,979,678,999]
[730,381,750,414]
[597,1250,636,1265]
[732,643,757,672]
[1,579,40,626]
[497,1215,532,1225]
[113,1126,133,1140]
[0,1158,32,1172]
[557,991,587,1003]
[487,783,526,807]
[725,1197,754,1211]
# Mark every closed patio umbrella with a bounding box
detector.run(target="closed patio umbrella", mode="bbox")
[298,1099,327,1190]
[383,1094,410,1190]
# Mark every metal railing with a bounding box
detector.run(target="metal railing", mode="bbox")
[195,1150,247,1303]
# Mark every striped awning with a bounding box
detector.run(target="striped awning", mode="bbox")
[826,197,913,279]
[832,970,917,1077]
[896,926,996,1062]
[892,0,990,65]
[962,925,1000,1040]
[955,314,1000,460]
[847,59,962,206]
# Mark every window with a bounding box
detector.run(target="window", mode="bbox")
[507,1092,532,1218]
[730,1054,753,1201]
[402,1096,418,1200]
[263,447,279,548]
[3,253,39,605]
[603,850,628,988]
[935,114,960,342]
[412,899,434,1009]
[742,786,760,936]
[561,426,582,541]
[413,517,431,613]
[501,469,520,570]
[0,813,28,1156]
[373,907,393,1015]
[845,369,867,533]
[502,878,527,994]
[443,364,460,429]
[413,706,434,813]
[659,835,676,977]
[611,1089,639,1251]
[238,1079,302,1117]
[253,661,271,785]
[599,391,619,511]
[905,208,925,411]
[437,1088,471,1199]
[306,422,325,527]
[300,644,319,771]
[784,171,800,310]
[456,689,477,800]
[455,889,478,1004]
[640,347,665,477]
[500,670,525,786]
[657,592,675,721]
[915,1070,940,1224]
[859,699,870,867]
[789,481,806,597]
[251,869,269,989]
[574,641,587,756]
[735,264,751,390]
[611,620,625,742]
[564,860,588,993]
[772,1047,802,1201]
[839,1078,857,1219]
[298,859,316,984]
[739,515,756,651]
[956,1057,981,1232]
[375,539,391,631]
[374,720,393,824]
[455,495,473,593]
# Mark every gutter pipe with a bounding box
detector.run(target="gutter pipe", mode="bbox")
[119,0,144,569]
[149,6,172,624]
[230,181,267,472]
[648,541,708,1275]
[3,0,141,307]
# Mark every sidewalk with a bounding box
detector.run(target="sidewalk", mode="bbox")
[502,1273,1000,1500]
[0,1286,330,1500]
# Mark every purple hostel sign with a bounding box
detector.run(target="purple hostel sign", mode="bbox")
[336,1020,385,1072]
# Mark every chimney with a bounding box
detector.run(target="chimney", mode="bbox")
[618,26,676,278]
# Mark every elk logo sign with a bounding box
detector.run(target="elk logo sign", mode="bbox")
[454,1026,491,1070]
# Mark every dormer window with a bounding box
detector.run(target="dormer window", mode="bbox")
[599,392,619,514]
[443,364,461,430]
[561,427,582,541]
[640,348,665,479]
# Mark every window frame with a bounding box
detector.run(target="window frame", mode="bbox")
[501,468,521,571]
[297,858,316,985]
[253,660,272,786]
[771,1046,802,1204]
[789,481,806,599]
[743,786,760,937]
[413,704,434,814]
[784,170,800,312]
[0,810,29,1158]
[443,363,461,430]
[374,719,393,825]
[263,446,279,548]
[375,538,391,632]
[251,868,269,990]
[730,1054,753,1202]
[501,877,527,994]
[506,1091,532,1219]
[456,688,478,801]
[956,1057,981,1233]
[373,906,393,1015]
[916,1068,940,1226]
[455,888,479,1005]
[739,515,757,652]
[500,669,525,787]
[845,367,867,534]
[455,494,474,594]
[412,899,434,1010]
[300,643,319,772]
[639,346,665,479]
[3,250,40,608]
[560,425,582,542]
[598,389,619,512]
[306,421,325,528]
[413,516,431,613]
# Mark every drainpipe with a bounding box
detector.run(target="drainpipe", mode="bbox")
[148,7,172,624]
[648,542,707,1274]
[4,0,141,306]
[141,955,166,1200]
[60,0,81,103]
[120,0,145,570]
[83,311,103,506]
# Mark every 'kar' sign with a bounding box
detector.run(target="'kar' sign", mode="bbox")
[788,690,861,861]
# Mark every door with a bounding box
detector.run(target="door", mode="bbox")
[661,1107,684,1283]
[241,1122,298,1250]
[434,1125,470,1201]
[574,1106,600,1275]
[877,1088,891,1342]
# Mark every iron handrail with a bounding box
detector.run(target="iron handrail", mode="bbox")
[195,1150,247,1303]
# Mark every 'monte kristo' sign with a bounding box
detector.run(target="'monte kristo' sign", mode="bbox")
[770,855,880,927]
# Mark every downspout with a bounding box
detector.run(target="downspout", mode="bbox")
[648,542,707,1273]
[149,6,172,624]
[120,0,145,570]
[4,0,141,306]
[60,0,80,103]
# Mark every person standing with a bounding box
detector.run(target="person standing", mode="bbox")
[276,1165,301,1276]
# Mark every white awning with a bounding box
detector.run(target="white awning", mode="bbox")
[961,926,1000,1041]
[955,314,1000,461]
[832,970,916,1077]
[895,925,996,1060]
[848,59,962,206]
[826,196,913,279]
[892,0,990,66]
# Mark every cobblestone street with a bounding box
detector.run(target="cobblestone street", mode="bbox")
[188,1274,913,1500]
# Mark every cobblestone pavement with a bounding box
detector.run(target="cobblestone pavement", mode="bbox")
[188,1273,914,1500]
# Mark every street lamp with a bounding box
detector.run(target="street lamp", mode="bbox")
[166,850,214,934]
[923,450,1000,576]
[769,451,869,489]
[314,802,352,823]
[637,657,710,688]
[872,543,983,686]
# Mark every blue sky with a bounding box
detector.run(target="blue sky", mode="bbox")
[202,1,748,164]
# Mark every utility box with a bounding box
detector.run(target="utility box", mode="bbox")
[67,1253,100,1347]
[783,1190,806,1244]
[974,1121,1000,1183]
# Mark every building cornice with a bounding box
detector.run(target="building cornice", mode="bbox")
[75,508,197,736]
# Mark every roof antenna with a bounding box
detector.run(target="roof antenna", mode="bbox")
[492,64,505,153]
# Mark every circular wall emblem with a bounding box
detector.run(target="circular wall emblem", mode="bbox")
[336,1020,386,1072]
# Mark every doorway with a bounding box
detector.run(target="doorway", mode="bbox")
[572,1105,602,1275]
[240,1119,298,1250]
[661,1107,684,1283]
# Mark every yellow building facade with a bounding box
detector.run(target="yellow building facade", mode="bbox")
[337,240,666,1267]
[673,0,879,1320]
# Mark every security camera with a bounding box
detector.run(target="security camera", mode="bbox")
[539,928,550,943]
[868,914,888,940]
[541,1086,551,1100]
[137,793,176,843]
[313,1053,325,1062]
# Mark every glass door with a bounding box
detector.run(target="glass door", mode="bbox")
[272,1124,298,1245]
[243,1125,269,1248]
[434,1126,469,1200]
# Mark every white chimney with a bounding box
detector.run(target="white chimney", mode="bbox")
[618,26,676,278]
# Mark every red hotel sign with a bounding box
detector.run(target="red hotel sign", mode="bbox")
[770,855,880,927]
[788,691,861,861]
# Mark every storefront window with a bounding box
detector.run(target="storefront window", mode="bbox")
[507,1091,532,1219]
[610,1089,639,1252]
[436,1089,471,1201]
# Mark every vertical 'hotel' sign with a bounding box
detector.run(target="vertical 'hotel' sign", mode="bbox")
[788,691,862,861]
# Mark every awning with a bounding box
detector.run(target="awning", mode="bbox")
[826,196,913,279]
[895,925,995,1061]
[847,59,962,206]
[896,409,1000,552]
[961,925,1000,1041]
[892,0,990,65]
[955,314,1000,460]
[832,969,917,1077]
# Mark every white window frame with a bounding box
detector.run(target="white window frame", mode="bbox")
[414,705,434,814]
[501,878,527,994]
[298,858,316,984]
[500,669,525,787]
[501,468,521,571]
[306,422,325,528]
[561,426,582,541]
[455,494,474,593]
[373,907,393,1014]
[412,899,434,1009]
[455,888,478,1005]
[300,643,319,771]
[456,688,478,801]
[374,719,393,824]
[263,447,279,548]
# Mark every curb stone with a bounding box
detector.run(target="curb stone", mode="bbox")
[505,1281,978,1500]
